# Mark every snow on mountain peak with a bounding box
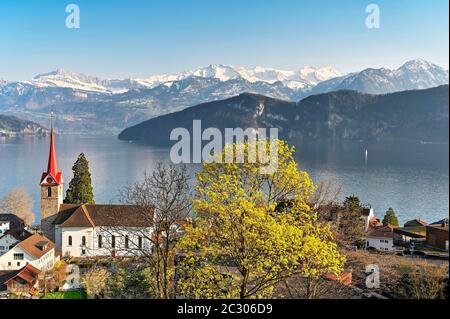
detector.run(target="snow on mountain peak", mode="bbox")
[298,66,342,84]
[400,59,443,71]
[11,59,445,97]
[185,64,242,81]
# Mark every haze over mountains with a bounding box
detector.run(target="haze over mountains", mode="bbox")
[0,59,448,133]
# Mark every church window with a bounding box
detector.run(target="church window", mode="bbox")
[47,187,52,197]
[68,236,72,246]
[82,236,86,246]
[111,235,116,248]
[138,236,142,249]
[98,235,102,248]
[125,235,129,249]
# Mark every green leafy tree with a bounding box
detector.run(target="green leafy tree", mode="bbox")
[64,153,95,204]
[382,208,399,226]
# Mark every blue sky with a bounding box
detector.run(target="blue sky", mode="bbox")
[1,0,448,80]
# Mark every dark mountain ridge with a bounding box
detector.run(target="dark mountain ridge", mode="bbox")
[119,85,449,145]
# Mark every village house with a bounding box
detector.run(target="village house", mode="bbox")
[0,228,32,256]
[365,225,397,251]
[393,219,428,246]
[425,222,449,251]
[404,219,428,227]
[0,213,27,236]
[0,214,31,256]
[0,264,40,296]
[0,233,55,271]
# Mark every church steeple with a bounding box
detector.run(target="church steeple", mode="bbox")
[40,113,63,241]
[40,112,63,186]
[47,112,58,178]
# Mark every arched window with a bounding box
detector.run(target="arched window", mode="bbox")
[98,235,102,248]
[68,236,72,246]
[82,236,86,246]
[47,187,52,197]
[138,236,143,249]
[111,235,116,248]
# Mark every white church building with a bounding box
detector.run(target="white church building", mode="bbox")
[39,114,154,258]
[53,204,153,258]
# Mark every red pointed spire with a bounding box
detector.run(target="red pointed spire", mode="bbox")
[47,112,58,176]
[40,113,63,185]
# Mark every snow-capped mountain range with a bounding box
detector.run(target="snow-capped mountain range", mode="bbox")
[0,59,448,133]
[12,64,342,93]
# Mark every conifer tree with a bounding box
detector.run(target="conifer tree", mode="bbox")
[382,207,399,226]
[64,153,95,204]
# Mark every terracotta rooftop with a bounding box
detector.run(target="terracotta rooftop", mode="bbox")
[404,219,428,227]
[366,225,396,239]
[53,204,153,228]
[394,226,427,238]
[16,233,54,259]
[3,264,40,286]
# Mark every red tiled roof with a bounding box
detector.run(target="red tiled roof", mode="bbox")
[404,219,428,227]
[53,204,154,228]
[4,264,40,285]
[325,271,352,286]
[16,233,55,259]
[366,225,395,239]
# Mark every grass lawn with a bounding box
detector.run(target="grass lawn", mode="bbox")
[41,290,87,299]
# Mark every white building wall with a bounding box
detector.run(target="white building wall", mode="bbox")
[30,249,55,272]
[59,226,153,258]
[0,246,37,271]
[60,227,94,258]
[366,237,394,251]
[362,208,374,232]
[93,227,153,257]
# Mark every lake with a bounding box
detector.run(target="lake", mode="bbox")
[0,134,448,225]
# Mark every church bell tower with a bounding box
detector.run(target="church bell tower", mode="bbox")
[40,113,63,241]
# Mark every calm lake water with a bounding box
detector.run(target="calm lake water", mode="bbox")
[0,135,448,225]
